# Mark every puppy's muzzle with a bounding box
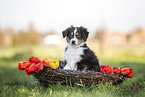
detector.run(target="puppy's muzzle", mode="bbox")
[71,40,76,45]
[70,39,78,45]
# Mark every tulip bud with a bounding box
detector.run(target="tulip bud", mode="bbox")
[49,60,59,69]
[114,67,120,74]
[35,63,44,73]
[43,58,51,67]
[18,61,29,71]
[101,65,113,74]
[121,67,132,75]
[25,63,36,75]
[125,70,134,78]
[38,58,44,64]
[29,57,39,63]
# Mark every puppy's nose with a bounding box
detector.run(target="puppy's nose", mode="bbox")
[72,40,76,44]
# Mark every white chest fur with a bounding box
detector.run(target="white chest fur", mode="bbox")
[63,45,84,70]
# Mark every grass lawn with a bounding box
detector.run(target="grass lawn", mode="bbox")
[0,46,145,97]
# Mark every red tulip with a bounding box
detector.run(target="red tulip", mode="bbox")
[18,61,29,71]
[114,67,120,74]
[121,67,132,75]
[125,70,134,78]
[29,57,39,63]
[35,63,44,73]
[101,65,113,74]
[43,58,51,67]
[101,66,106,73]
[25,63,36,75]
[18,66,24,71]
[26,72,34,75]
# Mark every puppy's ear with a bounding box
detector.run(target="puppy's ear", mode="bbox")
[62,30,68,38]
[62,26,74,38]
[80,26,89,41]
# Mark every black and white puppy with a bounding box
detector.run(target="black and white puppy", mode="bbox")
[62,26,100,72]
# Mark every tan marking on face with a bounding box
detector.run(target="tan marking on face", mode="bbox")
[71,32,73,35]
[66,37,71,43]
[78,39,84,45]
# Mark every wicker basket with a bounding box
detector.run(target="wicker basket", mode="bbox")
[33,65,126,87]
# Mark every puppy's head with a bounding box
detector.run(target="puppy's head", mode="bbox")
[62,26,89,45]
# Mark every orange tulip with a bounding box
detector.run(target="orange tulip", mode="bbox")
[43,58,51,67]
[35,63,44,73]
[38,58,44,64]
[18,61,29,71]
[114,67,120,74]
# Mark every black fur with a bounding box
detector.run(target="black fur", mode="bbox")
[62,25,74,38]
[78,27,89,42]
[64,60,67,66]
[65,47,68,52]
[77,44,100,72]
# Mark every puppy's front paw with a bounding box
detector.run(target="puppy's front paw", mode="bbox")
[63,65,71,70]
[78,57,83,62]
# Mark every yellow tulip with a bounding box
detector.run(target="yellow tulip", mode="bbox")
[49,60,59,69]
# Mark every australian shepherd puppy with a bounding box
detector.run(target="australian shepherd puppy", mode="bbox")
[62,26,100,72]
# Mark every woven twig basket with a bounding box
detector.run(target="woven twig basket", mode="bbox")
[33,66,126,87]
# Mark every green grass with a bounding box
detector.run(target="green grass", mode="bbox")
[0,46,145,97]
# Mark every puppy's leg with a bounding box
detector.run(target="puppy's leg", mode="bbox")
[64,65,71,70]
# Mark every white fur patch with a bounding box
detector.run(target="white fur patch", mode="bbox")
[63,43,84,70]
[70,28,78,45]
[74,28,77,34]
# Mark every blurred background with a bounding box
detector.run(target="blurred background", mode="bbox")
[0,0,145,60]
[0,0,145,96]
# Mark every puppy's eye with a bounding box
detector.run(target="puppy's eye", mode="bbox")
[76,33,78,35]
[71,32,73,35]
